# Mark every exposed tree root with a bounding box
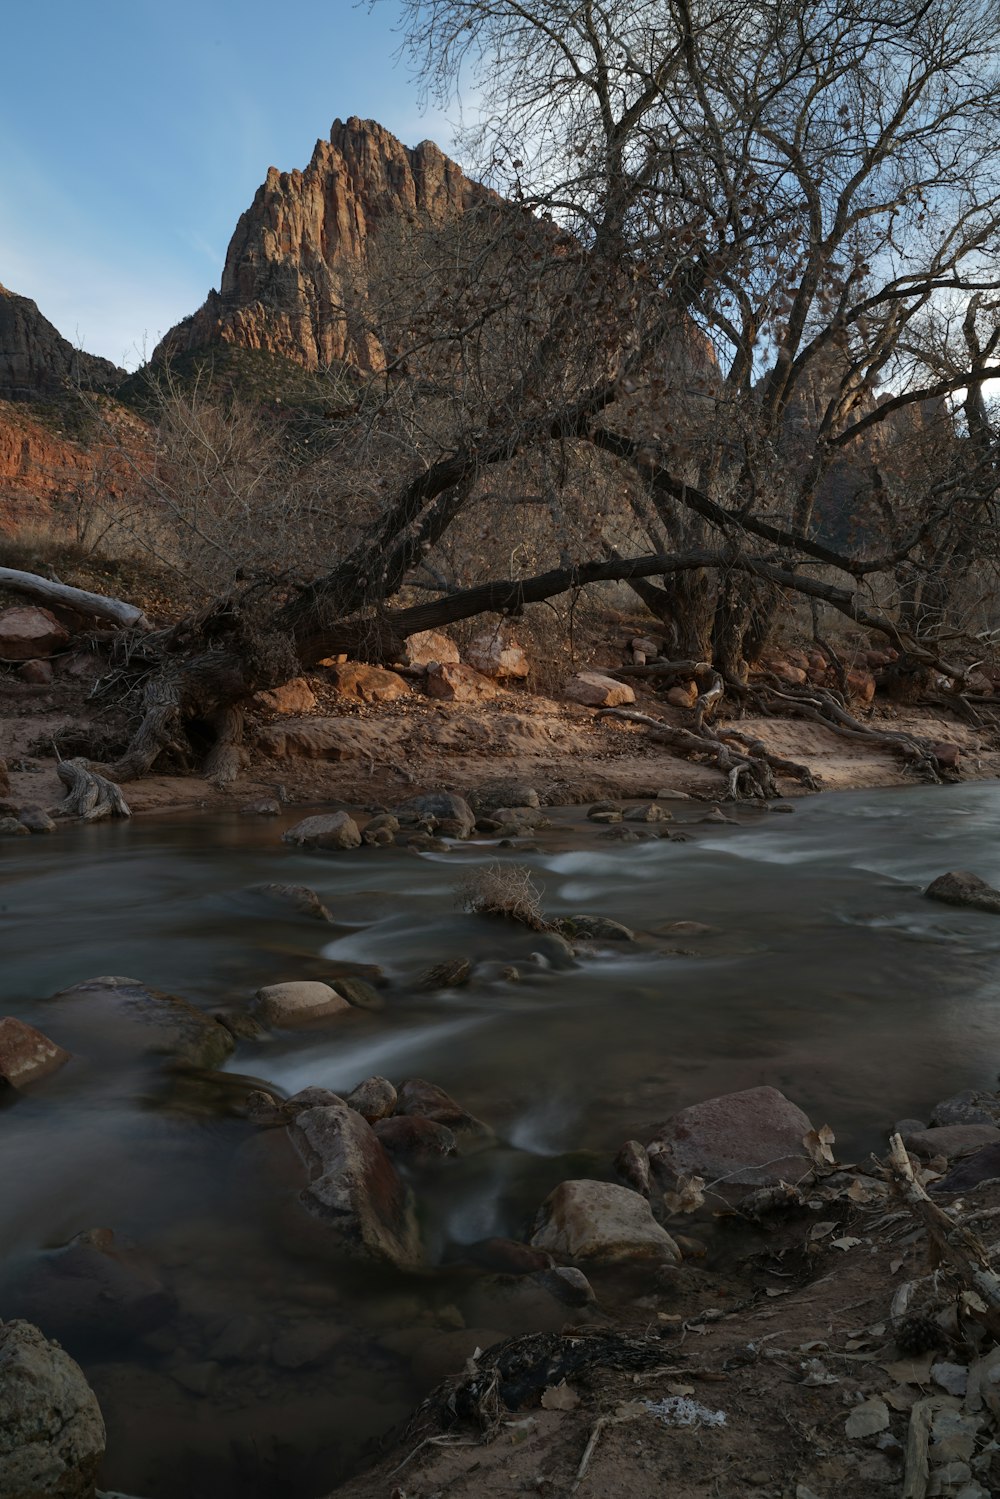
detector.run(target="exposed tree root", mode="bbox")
[202,705,248,786]
[51,758,132,821]
[598,706,817,798]
[752,684,946,781]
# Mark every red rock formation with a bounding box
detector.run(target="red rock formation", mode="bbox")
[0,399,150,535]
[156,117,487,372]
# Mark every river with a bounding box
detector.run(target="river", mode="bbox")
[2,783,999,1496]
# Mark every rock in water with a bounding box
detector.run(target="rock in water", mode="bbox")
[0,1319,106,1499]
[44,977,234,1070]
[0,1017,70,1090]
[924,870,1000,914]
[394,792,476,839]
[647,1085,815,1189]
[254,981,351,1028]
[282,813,362,850]
[395,1077,493,1143]
[288,1102,423,1270]
[531,1180,681,1264]
[345,1076,397,1122]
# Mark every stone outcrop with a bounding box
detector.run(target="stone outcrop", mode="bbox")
[155,117,488,373]
[0,283,124,403]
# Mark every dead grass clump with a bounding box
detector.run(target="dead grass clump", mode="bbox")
[457,863,548,930]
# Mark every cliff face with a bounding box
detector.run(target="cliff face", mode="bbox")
[155,117,486,372]
[0,284,125,402]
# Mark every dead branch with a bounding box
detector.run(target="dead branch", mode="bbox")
[0,567,151,632]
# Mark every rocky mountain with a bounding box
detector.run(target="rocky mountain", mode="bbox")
[0,284,125,403]
[154,117,486,372]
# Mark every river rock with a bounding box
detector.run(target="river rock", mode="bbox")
[3,1229,174,1349]
[0,605,70,661]
[403,629,460,668]
[17,806,56,834]
[327,663,412,703]
[564,672,635,708]
[425,662,497,702]
[559,914,635,942]
[282,812,362,850]
[45,977,235,1069]
[466,629,530,680]
[287,1102,423,1270]
[615,1139,652,1195]
[0,816,30,838]
[254,981,351,1028]
[625,803,669,822]
[924,871,1000,914]
[530,1180,682,1264]
[647,1085,815,1189]
[0,1319,105,1499]
[535,1265,597,1306]
[248,882,335,921]
[0,1016,70,1089]
[286,1087,344,1111]
[417,958,472,990]
[373,1115,458,1160]
[331,976,384,1010]
[345,1076,397,1123]
[394,792,475,839]
[254,677,317,714]
[934,1144,1000,1194]
[903,1124,1000,1160]
[241,798,281,816]
[469,780,540,815]
[929,1089,1000,1128]
[394,1078,493,1143]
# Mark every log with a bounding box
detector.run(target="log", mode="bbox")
[0,567,151,631]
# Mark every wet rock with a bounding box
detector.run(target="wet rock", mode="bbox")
[658,920,715,936]
[0,816,30,838]
[245,1089,294,1126]
[403,628,460,668]
[417,958,472,991]
[930,1089,1000,1129]
[0,1016,70,1089]
[373,1115,458,1160]
[254,677,317,714]
[254,981,351,1028]
[701,807,731,824]
[248,882,335,921]
[45,977,235,1069]
[925,871,1000,914]
[532,932,576,970]
[469,780,541,816]
[558,914,635,942]
[394,792,475,839]
[0,1319,105,1499]
[933,1143,1000,1194]
[362,825,394,846]
[288,1101,423,1270]
[466,628,530,680]
[903,1124,1000,1160]
[18,806,56,834]
[362,812,400,845]
[282,812,362,850]
[0,605,69,661]
[331,976,384,1010]
[286,1086,344,1111]
[598,826,641,843]
[625,803,669,822]
[208,1313,270,1363]
[531,1180,682,1264]
[587,801,622,822]
[168,1360,218,1396]
[564,672,635,708]
[647,1085,815,1189]
[240,798,281,816]
[534,1265,597,1307]
[345,1076,397,1123]
[327,663,411,702]
[492,805,548,829]
[463,1238,552,1275]
[3,1230,175,1350]
[270,1319,345,1369]
[425,662,497,701]
[615,1140,652,1196]
[394,1078,493,1143]
[213,1008,268,1042]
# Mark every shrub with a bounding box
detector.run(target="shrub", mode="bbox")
[457,862,548,930]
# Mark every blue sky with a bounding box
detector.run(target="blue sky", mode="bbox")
[0,1,461,368]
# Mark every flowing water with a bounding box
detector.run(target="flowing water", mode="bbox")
[3,783,1000,1495]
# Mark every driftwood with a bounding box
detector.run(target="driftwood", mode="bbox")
[0,567,151,632]
[51,758,132,821]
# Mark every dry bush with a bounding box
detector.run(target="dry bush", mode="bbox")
[457,862,548,930]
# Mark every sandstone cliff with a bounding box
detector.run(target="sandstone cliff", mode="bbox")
[155,117,486,372]
[0,284,125,403]
[0,399,150,535]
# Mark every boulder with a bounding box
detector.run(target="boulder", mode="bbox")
[564,671,635,708]
[902,1124,1000,1160]
[647,1086,815,1189]
[327,663,411,703]
[345,1076,397,1123]
[373,1115,458,1160]
[18,659,54,685]
[282,812,362,850]
[932,742,962,771]
[253,677,317,714]
[666,683,698,709]
[3,1229,174,1350]
[465,629,530,680]
[44,977,234,1069]
[403,629,461,668]
[0,1319,105,1499]
[0,1017,70,1089]
[331,976,384,1010]
[18,807,56,834]
[0,816,30,838]
[288,1102,423,1269]
[925,871,1000,914]
[930,1089,1000,1129]
[425,662,497,701]
[395,1077,493,1142]
[394,792,476,839]
[249,882,334,921]
[530,1180,682,1264]
[0,606,69,661]
[254,981,351,1028]
[469,780,541,815]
